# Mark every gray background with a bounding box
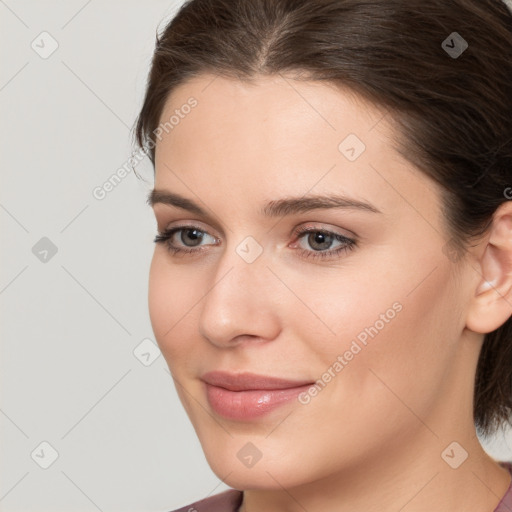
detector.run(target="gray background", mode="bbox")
[1,1,511,511]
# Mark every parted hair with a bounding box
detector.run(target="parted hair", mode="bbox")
[134,0,512,436]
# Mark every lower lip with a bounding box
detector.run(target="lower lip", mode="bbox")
[204,382,312,420]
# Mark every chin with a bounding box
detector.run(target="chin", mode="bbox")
[203,448,311,491]
[214,466,292,491]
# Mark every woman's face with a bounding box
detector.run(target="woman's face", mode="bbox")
[149,73,478,489]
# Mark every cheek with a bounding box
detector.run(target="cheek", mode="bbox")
[148,252,197,362]
[273,258,403,367]
[148,253,171,339]
[291,251,458,425]
[149,241,457,397]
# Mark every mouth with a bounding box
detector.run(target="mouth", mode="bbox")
[201,371,315,420]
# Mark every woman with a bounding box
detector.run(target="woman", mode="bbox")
[134,0,512,510]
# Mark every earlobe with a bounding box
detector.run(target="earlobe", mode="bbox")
[466,203,512,334]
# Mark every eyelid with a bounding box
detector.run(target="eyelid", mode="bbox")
[159,220,354,243]
[153,207,226,238]
[159,219,220,239]
[291,221,357,241]
[156,217,358,239]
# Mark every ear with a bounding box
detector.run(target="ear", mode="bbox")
[466,201,512,334]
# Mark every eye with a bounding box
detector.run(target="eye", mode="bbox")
[153,224,357,261]
[292,226,356,261]
[153,226,218,255]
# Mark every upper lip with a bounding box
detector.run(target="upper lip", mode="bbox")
[201,371,314,391]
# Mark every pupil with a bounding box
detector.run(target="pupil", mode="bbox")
[309,232,332,251]
[182,229,203,246]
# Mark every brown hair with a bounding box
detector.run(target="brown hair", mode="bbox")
[134,0,512,437]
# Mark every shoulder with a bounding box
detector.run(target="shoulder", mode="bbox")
[494,461,512,512]
[167,489,243,512]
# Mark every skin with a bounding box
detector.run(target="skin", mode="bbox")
[148,73,512,512]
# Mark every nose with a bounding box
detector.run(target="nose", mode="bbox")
[198,243,282,348]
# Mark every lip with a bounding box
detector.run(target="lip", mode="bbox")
[201,371,315,420]
[201,371,314,391]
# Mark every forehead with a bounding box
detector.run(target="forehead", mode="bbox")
[156,73,385,152]
[153,73,443,227]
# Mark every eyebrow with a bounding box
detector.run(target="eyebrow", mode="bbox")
[147,189,381,217]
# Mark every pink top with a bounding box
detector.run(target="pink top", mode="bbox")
[168,461,512,512]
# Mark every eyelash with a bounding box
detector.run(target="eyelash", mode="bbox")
[153,225,356,261]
